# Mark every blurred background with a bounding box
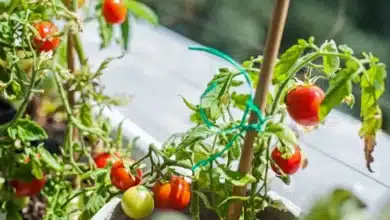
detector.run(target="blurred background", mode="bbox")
[137,0,390,133]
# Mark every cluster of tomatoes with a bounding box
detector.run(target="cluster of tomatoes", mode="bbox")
[31,0,128,52]
[93,152,191,219]
[271,84,325,176]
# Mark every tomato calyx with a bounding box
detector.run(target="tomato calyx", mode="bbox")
[271,145,302,176]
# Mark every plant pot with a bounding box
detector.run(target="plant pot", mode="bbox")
[92,107,301,220]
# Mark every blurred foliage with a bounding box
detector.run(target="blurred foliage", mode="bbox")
[139,0,390,133]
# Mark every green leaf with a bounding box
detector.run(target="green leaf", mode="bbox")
[192,190,213,210]
[38,147,63,171]
[31,159,43,179]
[180,96,198,111]
[125,0,159,25]
[216,166,256,186]
[177,125,214,149]
[81,191,106,218]
[231,92,249,111]
[360,63,386,117]
[264,122,297,146]
[95,55,124,77]
[192,144,209,164]
[321,40,340,76]
[120,15,131,51]
[6,204,22,220]
[116,120,124,147]
[339,44,354,55]
[319,68,355,120]
[7,119,47,142]
[272,44,305,84]
[303,188,365,220]
[80,104,93,127]
[97,14,113,49]
[189,111,202,124]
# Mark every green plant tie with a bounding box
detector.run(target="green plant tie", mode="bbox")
[189,46,268,171]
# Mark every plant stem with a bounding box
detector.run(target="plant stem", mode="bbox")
[191,179,200,220]
[228,1,291,219]
[149,144,192,170]
[73,33,87,65]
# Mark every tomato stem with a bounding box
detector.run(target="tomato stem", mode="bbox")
[190,179,200,220]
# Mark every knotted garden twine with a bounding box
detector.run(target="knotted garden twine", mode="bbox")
[189,46,268,171]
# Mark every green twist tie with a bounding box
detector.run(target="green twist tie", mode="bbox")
[189,46,268,172]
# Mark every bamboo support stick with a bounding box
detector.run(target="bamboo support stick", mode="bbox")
[227,0,291,219]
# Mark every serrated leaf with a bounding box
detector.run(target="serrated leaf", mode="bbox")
[319,68,354,120]
[216,166,256,186]
[80,104,93,127]
[321,40,340,76]
[339,44,354,55]
[97,14,113,49]
[265,122,297,147]
[273,44,305,84]
[358,62,386,172]
[303,188,365,220]
[120,15,131,51]
[8,119,47,142]
[231,92,249,111]
[180,96,198,111]
[125,0,159,25]
[31,159,43,179]
[81,192,106,218]
[38,147,62,171]
[192,190,213,210]
[177,125,214,149]
[95,55,124,77]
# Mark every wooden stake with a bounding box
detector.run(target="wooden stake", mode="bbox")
[227,0,291,219]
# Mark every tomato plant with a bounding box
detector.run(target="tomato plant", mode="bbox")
[153,175,191,210]
[0,0,387,219]
[0,0,158,219]
[121,185,154,219]
[286,84,325,126]
[110,160,143,191]
[271,145,302,175]
[135,37,387,219]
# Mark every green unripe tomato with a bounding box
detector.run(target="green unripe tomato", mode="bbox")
[121,185,154,219]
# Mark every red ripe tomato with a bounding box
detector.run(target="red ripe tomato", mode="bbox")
[285,84,325,126]
[33,21,60,52]
[102,0,127,24]
[153,175,191,210]
[93,152,120,168]
[10,177,46,197]
[110,160,143,191]
[271,146,301,175]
